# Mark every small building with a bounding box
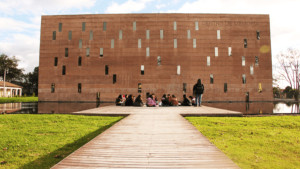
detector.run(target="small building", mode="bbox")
[0,81,22,97]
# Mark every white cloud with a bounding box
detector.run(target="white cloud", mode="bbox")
[0,17,39,32]
[106,0,154,13]
[156,3,167,9]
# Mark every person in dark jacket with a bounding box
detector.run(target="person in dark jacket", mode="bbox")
[115,94,123,106]
[181,94,192,106]
[193,79,204,106]
[161,94,170,106]
[133,95,143,106]
[125,95,134,106]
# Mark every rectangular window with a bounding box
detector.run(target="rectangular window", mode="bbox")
[65,48,68,57]
[119,30,122,40]
[138,39,141,48]
[103,22,107,31]
[54,57,58,66]
[174,21,177,30]
[255,56,259,66]
[90,31,93,40]
[86,48,90,57]
[100,48,103,57]
[68,31,72,40]
[157,56,161,66]
[193,39,196,48]
[177,65,180,75]
[250,65,254,75]
[215,47,218,57]
[224,83,227,93]
[62,65,66,75]
[257,30,260,40]
[51,83,55,93]
[58,23,62,32]
[242,74,246,84]
[174,39,177,48]
[133,21,136,31]
[78,56,82,66]
[160,30,163,39]
[195,21,199,30]
[244,39,247,48]
[228,47,232,56]
[217,30,221,39]
[146,47,149,57]
[146,30,150,39]
[187,30,191,39]
[79,39,82,48]
[113,74,116,84]
[183,83,187,93]
[111,39,114,48]
[210,74,214,84]
[52,31,56,40]
[105,65,109,75]
[82,22,86,31]
[141,65,144,75]
[242,56,245,66]
[207,56,210,66]
[138,83,142,93]
[78,83,81,93]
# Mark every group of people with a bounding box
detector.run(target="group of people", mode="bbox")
[115,79,205,107]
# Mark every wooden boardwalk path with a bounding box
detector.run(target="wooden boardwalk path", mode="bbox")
[52,106,241,168]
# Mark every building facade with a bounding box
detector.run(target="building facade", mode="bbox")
[0,81,22,97]
[39,13,272,102]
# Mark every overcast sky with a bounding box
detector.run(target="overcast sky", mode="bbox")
[0,0,299,80]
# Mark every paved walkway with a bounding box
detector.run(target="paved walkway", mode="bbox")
[52,106,241,168]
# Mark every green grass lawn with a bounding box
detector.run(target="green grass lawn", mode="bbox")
[0,114,123,169]
[0,97,38,103]
[185,116,300,169]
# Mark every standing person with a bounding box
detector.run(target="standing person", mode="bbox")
[193,79,204,107]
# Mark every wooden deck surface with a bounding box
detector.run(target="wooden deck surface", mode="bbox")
[52,106,241,168]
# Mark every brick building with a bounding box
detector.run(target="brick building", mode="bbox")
[39,13,273,102]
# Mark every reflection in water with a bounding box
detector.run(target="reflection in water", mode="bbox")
[273,102,300,114]
[0,103,37,114]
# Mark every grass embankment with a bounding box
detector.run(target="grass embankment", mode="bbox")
[0,97,38,103]
[185,116,300,169]
[0,114,123,168]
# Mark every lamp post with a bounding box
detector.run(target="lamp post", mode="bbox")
[3,68,8,97]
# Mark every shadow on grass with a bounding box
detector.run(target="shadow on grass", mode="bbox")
[20,118,123,169]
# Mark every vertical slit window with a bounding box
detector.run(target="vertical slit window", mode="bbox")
[187,30,191,39]
[255,56,259,66]
[174,21,177,30]
[146,30,150,39]
[111,39,114,48]
[224,83,227,93]
[242,56,245,66]
[103,22,107,31]
[133,21,136,31]
[244,39,247,48]
[174,39,177,48]
[138,39,141,48]
[257,30,260,40]
[51,83,55,93]
[242,74,246,84]
[217,30,221,39]
[78,83,81,93]
[138,83,142,93]
[193,39,196,48]
[215,47,218,57]
[183,83,187,93]
[113,74,116,84]
[65,48,68,57]
[195,21,199,30]
[207,56,210,66]
[86,48,90,57]
[54,57,58,66]
[141,65,144,75]
[157,56,161,66]
[82,22,86,31]
[177,65,180,75]
[62,65,66,75]
[90,31,93,40]
[100,48,103,57]
[105,65,109,75]
[210,74,214,84]
[160,30,163,39]
[78,56,82,66]
[119,30,122,40]
[68,31,72,40]
[79,39,82,48]
[52,31,56,40]
[250,65,254,75]
[228,47,232,56]
[146,47,149,57]
[58,23,62,32]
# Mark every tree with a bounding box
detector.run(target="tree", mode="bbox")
[0,53,23,82]
[283,86,294,99]
[19,67,39,96]
[276,48,300,100]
